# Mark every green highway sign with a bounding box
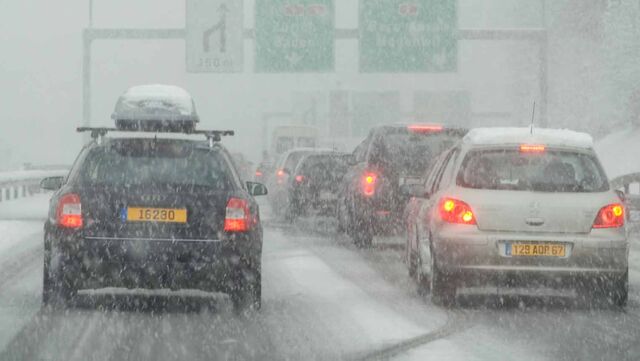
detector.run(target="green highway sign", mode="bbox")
[255,0,334,73]
[360,0,457,73]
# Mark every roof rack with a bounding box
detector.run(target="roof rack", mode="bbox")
[77,127,235,147]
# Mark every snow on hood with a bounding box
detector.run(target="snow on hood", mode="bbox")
[464,127,594,149]
[111,84,199,122]
[595,126,640,179]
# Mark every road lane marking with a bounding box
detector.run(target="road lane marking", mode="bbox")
[351,309,469,361]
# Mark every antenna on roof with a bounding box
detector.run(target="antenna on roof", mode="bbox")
[530,100,536,135]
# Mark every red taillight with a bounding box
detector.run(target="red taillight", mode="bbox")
[224,198,251,232]
[295,175,305,183]
[56,193,83,229]
[255,170,263,177]
[362,172,377,196]
[439,198,476,225]
[593,203,624,229]
[276,169,286,184]
[520,144,546,153]
[408,124,443,133]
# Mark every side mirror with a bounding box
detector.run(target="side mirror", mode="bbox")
[615,189,626,202]
[247,181,268,196]
[40,176,64,191]
[347,155,358,166]
[401,183,428,198]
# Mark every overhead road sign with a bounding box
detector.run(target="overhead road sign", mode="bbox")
[186,0,244,73]
[360,0,457,73]
[255,0,334,73]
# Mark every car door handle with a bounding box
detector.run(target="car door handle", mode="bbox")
[525,217,545,226]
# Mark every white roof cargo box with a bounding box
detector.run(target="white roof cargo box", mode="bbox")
[111,84,199,132]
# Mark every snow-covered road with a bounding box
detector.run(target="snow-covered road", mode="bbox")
[0,197,638,360]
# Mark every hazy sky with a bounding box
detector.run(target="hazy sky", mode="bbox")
[0,0,544,168]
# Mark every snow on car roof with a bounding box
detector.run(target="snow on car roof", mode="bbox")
[463,127,594,149]
[111,84,199,122]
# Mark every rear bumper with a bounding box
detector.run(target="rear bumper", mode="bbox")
[432,226,628,284]
[46,228,261,292]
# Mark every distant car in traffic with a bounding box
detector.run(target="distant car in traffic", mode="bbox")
[404,127,628,307]
[267,147,334,217]
[231,152,254,181]
[338,124,467,247]
[287,152,350,219]
[610,172,640,233]
[39,85,268,312]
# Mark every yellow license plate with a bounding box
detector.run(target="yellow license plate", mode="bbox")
[510,243,566,257]
[127,207,187,223]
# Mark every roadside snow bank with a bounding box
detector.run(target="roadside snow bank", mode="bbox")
[0,193,51,220]
[0,220,42,258]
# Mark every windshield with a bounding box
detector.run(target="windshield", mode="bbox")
[3,1,640,360]
[79,142,232,189]
[369,132,459,175]
[284,151,315,172]
[298,155,349,179]
[457,148,609,192]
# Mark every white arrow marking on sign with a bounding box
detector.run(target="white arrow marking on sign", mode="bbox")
[285,52,304,66]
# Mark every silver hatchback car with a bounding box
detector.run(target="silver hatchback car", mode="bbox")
[404,128,628,306]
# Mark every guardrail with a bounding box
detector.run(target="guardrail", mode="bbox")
[0,169,68,202]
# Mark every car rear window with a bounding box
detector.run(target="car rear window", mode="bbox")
[369,132,460,175]
[457,148,609,192]
[284,151,313,172]
[79,141,233,189]
[298,155,349,177]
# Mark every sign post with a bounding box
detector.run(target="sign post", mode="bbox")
[360,0,457,73]
[255,0,334,73]
[186,0,244,73]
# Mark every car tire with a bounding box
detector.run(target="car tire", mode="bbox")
[407,246,417,279]
[231,267,262,313]
[336,198,349,233]
[349,203,373,248]
[603,270,628,308]
[42,249,75,308]
[577,271,628,308]
[353,224,373,248]
[430,252,456,307]
[415,253,430,296]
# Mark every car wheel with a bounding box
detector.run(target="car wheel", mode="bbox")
[42,252,75,308]
[415,254,430,296]
[577,271,628,308]
[349,203,373,247]
[231,267,262,313]
[430,251,456,307]
[407,226,418,278]
[603,270,628,308]
[353,223,373,248]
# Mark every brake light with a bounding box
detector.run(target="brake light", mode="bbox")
[408,124,443,133]
[276,169,286,184]
[255,170,263,177]
[520,144,546,153]
[439,198,476,225]
[56,193,83,229]
[362,172,377,196]
[224,198,251,232]
[295,175,305,183]
[593,203,624,229]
